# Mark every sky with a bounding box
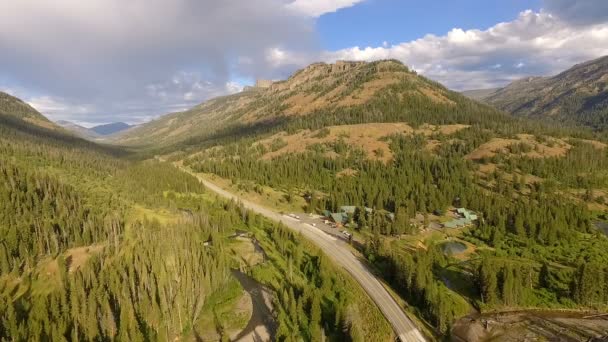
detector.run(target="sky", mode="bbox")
[1,0,607,127]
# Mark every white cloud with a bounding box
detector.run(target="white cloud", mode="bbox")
[27,96,95,122]
[286,0,364,17]
[0,0,317,123]
[318,9,608,89]
[542,0,608,25]
[3,0,608,124]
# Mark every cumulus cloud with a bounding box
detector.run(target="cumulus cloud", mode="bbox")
[0,0,317,124]
[286,0,365,17]
[318,9,608,90]
[2,0,608,124]
[543,0,608,26]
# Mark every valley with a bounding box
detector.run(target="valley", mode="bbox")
[135,59,608,340]
[3,2,608,341]
[2,58,608,341]
[0,93,395,341]
[177,164,427,341]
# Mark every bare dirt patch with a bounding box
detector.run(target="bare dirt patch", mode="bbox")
[418,86,456,105]
[452,311,608,342]
[579,139,607,149]
[258,122,469,162]
[66,244,105,273]
[336,73,404,107]
[466,134,571,160]
[477,163,497,174]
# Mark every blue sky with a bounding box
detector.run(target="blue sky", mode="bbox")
[0,0,607,126]
[317,0,541,50]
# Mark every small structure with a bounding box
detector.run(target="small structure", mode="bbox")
[457,208,478,221]
[330,212,347,226]
[327,205,380,227]
[443,208,478,228]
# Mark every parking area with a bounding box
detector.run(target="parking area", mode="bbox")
[283,213,359,245]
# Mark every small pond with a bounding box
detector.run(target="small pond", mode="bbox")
[441,241,467,255]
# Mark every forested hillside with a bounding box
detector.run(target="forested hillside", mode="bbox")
[0,93,392,341]
[116,59,524,150]
[126,60,608,337]
[467,55,608,131]
[0,91,60,131]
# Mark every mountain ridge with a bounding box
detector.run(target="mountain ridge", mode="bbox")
[463,55,608,130]
[90,121,132,135]
[0,91,61,130]
[115,59,511,148]
[56,120,101,139]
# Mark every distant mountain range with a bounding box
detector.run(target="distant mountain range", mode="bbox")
[462,55,608,131]
[90,122,132,135]
[56,120,133,138]
[56,120,100,139]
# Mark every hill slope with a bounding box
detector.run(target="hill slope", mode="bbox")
[56,120,101,139]
[128,61,608,337]
[0,92,395,342]
[0,91,60,130]
[477,56,608,130]
[116,60,511,148]
[460,88,500,101]
[91,121,132,135]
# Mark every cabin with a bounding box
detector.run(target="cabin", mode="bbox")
[443,208,478,229]
[330,212,347,226]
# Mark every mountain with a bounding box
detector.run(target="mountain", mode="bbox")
[117,59,509,147]
[465,56,608,130]
[116,60,608,336]
[56,120,101,139]
[460,88,500,101]
[90,121,132,135]
[0,91,60,130]
[55,120,132,138]
[0,91,392,342]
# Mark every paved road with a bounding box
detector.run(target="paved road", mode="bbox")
[184,170,426,342]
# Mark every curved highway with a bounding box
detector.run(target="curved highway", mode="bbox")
[180,167,426,342]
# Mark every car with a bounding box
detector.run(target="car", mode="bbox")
[312,223,316,227]
[342,230,352,238]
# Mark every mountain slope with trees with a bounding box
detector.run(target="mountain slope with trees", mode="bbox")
[56,120,101,139]
[116,59,518,149]
[124,60,608,337]
[0,93,392,341]
[91,122,132,135]
[0,91,60,130]
[466,55,608,131]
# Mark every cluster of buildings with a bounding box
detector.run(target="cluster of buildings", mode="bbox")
[442,208,478,228]
[324,205,394,228]
[322,205,479,231]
